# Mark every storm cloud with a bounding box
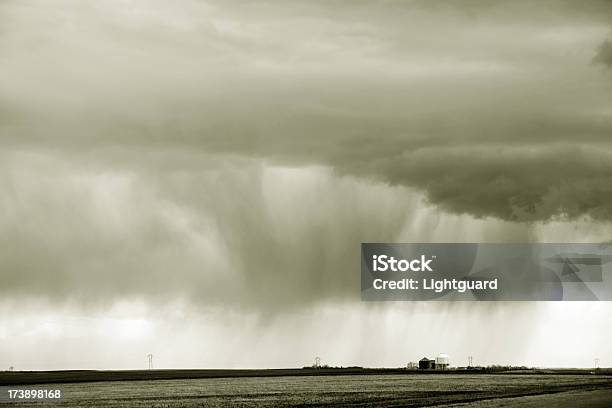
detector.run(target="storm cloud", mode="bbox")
[2,0,612,223]
[1,0,612,308]
[594,39,612,68]
[3,1,612,371]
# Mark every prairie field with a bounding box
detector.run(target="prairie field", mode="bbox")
[2,373,612,407]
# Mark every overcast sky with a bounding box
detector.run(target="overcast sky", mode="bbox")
[1,0,612,370]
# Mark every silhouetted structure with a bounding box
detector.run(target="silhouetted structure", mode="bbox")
[419,357,435,369]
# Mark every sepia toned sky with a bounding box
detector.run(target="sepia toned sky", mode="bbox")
[1,0,612,370]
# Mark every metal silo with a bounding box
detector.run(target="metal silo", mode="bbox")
[435,353,450,369]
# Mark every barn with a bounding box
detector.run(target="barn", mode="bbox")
[419,357,436,370]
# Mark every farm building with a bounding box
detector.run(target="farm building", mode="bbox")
[435,354,450,370]
[419,354,450,370]
[419,357,436,369]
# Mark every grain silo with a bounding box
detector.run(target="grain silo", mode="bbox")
[419,357,435,370]
[435,353,450,370]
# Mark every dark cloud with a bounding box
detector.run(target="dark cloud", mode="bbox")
[593,39,612,68]
[1,0,612,309]
[1,0,611,223]
[362,145,612,221]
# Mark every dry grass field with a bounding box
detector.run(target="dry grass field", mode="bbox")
[1,372,611,407]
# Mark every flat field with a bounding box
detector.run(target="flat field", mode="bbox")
[1,373,612,407]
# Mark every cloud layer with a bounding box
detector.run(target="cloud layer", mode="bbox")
[2,2,612,370]
[2,0,612,222]
[1,1,612,309]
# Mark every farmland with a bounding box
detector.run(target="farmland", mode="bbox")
[1,372,611,407]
